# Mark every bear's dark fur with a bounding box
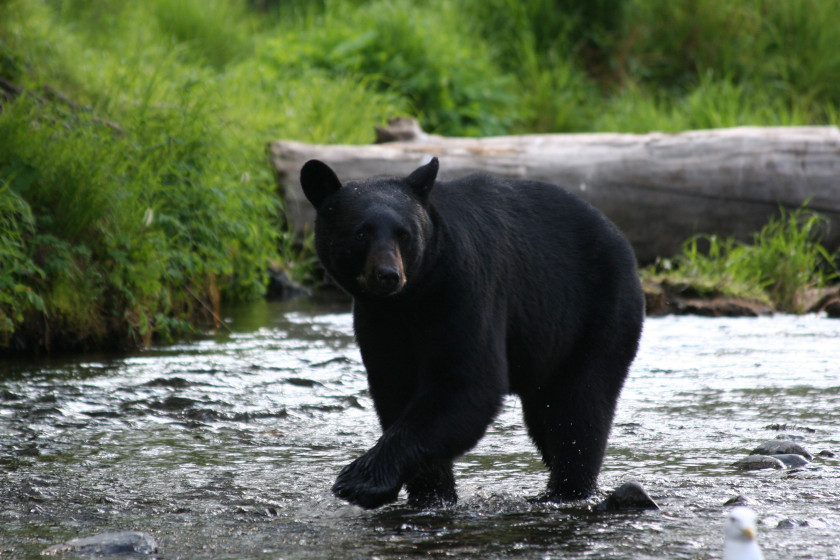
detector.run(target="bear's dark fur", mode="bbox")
[300,157,644,509]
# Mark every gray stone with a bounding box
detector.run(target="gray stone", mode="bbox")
[724,494,759,507]
[777,518,808,529]
[764,423,816,433]
[775,433,805,441]
[42,531,157,556]
[750,440,813,460]
[595,481,659,511]
[733,455,786,471]
[771,454,810,468]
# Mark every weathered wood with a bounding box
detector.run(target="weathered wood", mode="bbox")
[268,126,840,263]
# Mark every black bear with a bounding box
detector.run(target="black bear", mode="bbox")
[300,157,644,509]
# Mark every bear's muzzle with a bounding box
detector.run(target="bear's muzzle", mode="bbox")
[362,243,406,297]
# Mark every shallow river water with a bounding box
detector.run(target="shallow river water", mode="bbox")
[1,300,839,559]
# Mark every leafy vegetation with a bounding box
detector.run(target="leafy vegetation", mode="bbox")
[643,208,838,312]
[1,0,838,352]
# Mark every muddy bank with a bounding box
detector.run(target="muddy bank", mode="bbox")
[643,281,840,318]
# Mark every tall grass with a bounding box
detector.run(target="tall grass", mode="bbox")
[261,0,517,136]
[620,0,840,102]
[647,208,838,312]
[0,0,414,351]
[151,0,254,69]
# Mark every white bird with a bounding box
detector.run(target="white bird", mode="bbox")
[724,506,764,560]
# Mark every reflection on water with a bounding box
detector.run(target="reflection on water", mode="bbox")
[1,300,838,559]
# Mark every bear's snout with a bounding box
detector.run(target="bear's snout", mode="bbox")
[363,245,406,297]
[366,262,405,296]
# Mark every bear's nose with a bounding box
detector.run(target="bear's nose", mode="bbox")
[375,266,401,291]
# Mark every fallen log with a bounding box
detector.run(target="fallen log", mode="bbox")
[269,125,840,263]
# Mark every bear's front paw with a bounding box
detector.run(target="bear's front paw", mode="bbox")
[332,452,402,509]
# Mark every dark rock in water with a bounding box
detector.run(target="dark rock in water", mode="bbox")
[266,265,311,301]
[284,377,322,388]
[818,449,836,458]
[775,433,805,441]
[764,423,816,433]
[724,494,759,507]
[777,518,809,529]
[42,531,157,556]
[144,376,191,388]
[732,455,786,471]
[750,440,813,460]
[595,481,659,511]
[772,454,810,468]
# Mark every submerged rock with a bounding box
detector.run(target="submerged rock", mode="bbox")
[775,433,805,441]
[732,455,786,471]
[595,481,659,511]
[777,518,809,529]
[750,440,813,460]
[771,454,810,468]
[724,494,759,507]
[764,423,816,433]
[42,531,158,556]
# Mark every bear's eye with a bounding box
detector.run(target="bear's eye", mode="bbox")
[355,230,367,241]
[397,230,410,242]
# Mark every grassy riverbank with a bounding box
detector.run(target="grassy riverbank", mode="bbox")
[2,0,839,352]
[642,207,839,316]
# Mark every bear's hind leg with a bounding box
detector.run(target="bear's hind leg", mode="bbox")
[405,461,457,509]
[522,358,629,502]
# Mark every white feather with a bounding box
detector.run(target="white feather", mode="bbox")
[723,506,764,560]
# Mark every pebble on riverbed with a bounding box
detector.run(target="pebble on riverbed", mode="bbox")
[41,531,158,556]
[594,481,660,511]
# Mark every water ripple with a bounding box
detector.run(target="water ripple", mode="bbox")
[1,304,839,559]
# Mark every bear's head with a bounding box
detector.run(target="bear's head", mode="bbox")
[299,158,439,299]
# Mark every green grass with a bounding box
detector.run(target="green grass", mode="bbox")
[1,0,839,352]
[643,207,839,313]
[0,0,411,352]
[259,0,517,136]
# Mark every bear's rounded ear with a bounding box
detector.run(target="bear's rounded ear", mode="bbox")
[406,157,438,200]
[300,160,342,209]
